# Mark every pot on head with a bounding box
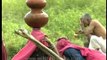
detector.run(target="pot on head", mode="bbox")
[26,0,46,9]
[24,11,48,28]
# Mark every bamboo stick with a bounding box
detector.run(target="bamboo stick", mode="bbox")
[44,37,60,60]
[15,29,64,60]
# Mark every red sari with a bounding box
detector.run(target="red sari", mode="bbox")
[12,29,50,60]
[56,37,106,60]
[2,43,7,60]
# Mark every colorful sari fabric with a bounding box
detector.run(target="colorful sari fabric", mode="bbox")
[12,28,50,60]
[2,43,7,60]
[56,37,106,60]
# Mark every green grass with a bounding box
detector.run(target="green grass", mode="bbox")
[2,0,106,60]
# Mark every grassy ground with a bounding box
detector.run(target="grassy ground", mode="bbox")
[2,0,106,60]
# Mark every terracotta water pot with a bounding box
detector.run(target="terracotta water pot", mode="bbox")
[24,11,48,28]
[26,0,46,9]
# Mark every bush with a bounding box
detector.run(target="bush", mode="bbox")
[2,0,106,60]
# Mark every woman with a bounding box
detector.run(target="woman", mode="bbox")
[56,37,106,60]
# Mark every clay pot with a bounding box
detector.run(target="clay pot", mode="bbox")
[24,11,48,28]
[26,0,46,9]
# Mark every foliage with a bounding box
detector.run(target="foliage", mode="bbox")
[2,0,106,60]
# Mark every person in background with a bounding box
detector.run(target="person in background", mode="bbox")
[75,13,106,54]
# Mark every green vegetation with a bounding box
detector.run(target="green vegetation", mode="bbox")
[2,0,106,60]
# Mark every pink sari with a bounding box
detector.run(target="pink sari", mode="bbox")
[12,29,50,60]
[56,37,106,60]
[2,43,7,60]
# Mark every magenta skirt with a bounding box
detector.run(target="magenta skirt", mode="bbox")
[2,43,7,60]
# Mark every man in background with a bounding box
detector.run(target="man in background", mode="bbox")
[75,13,106,54]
